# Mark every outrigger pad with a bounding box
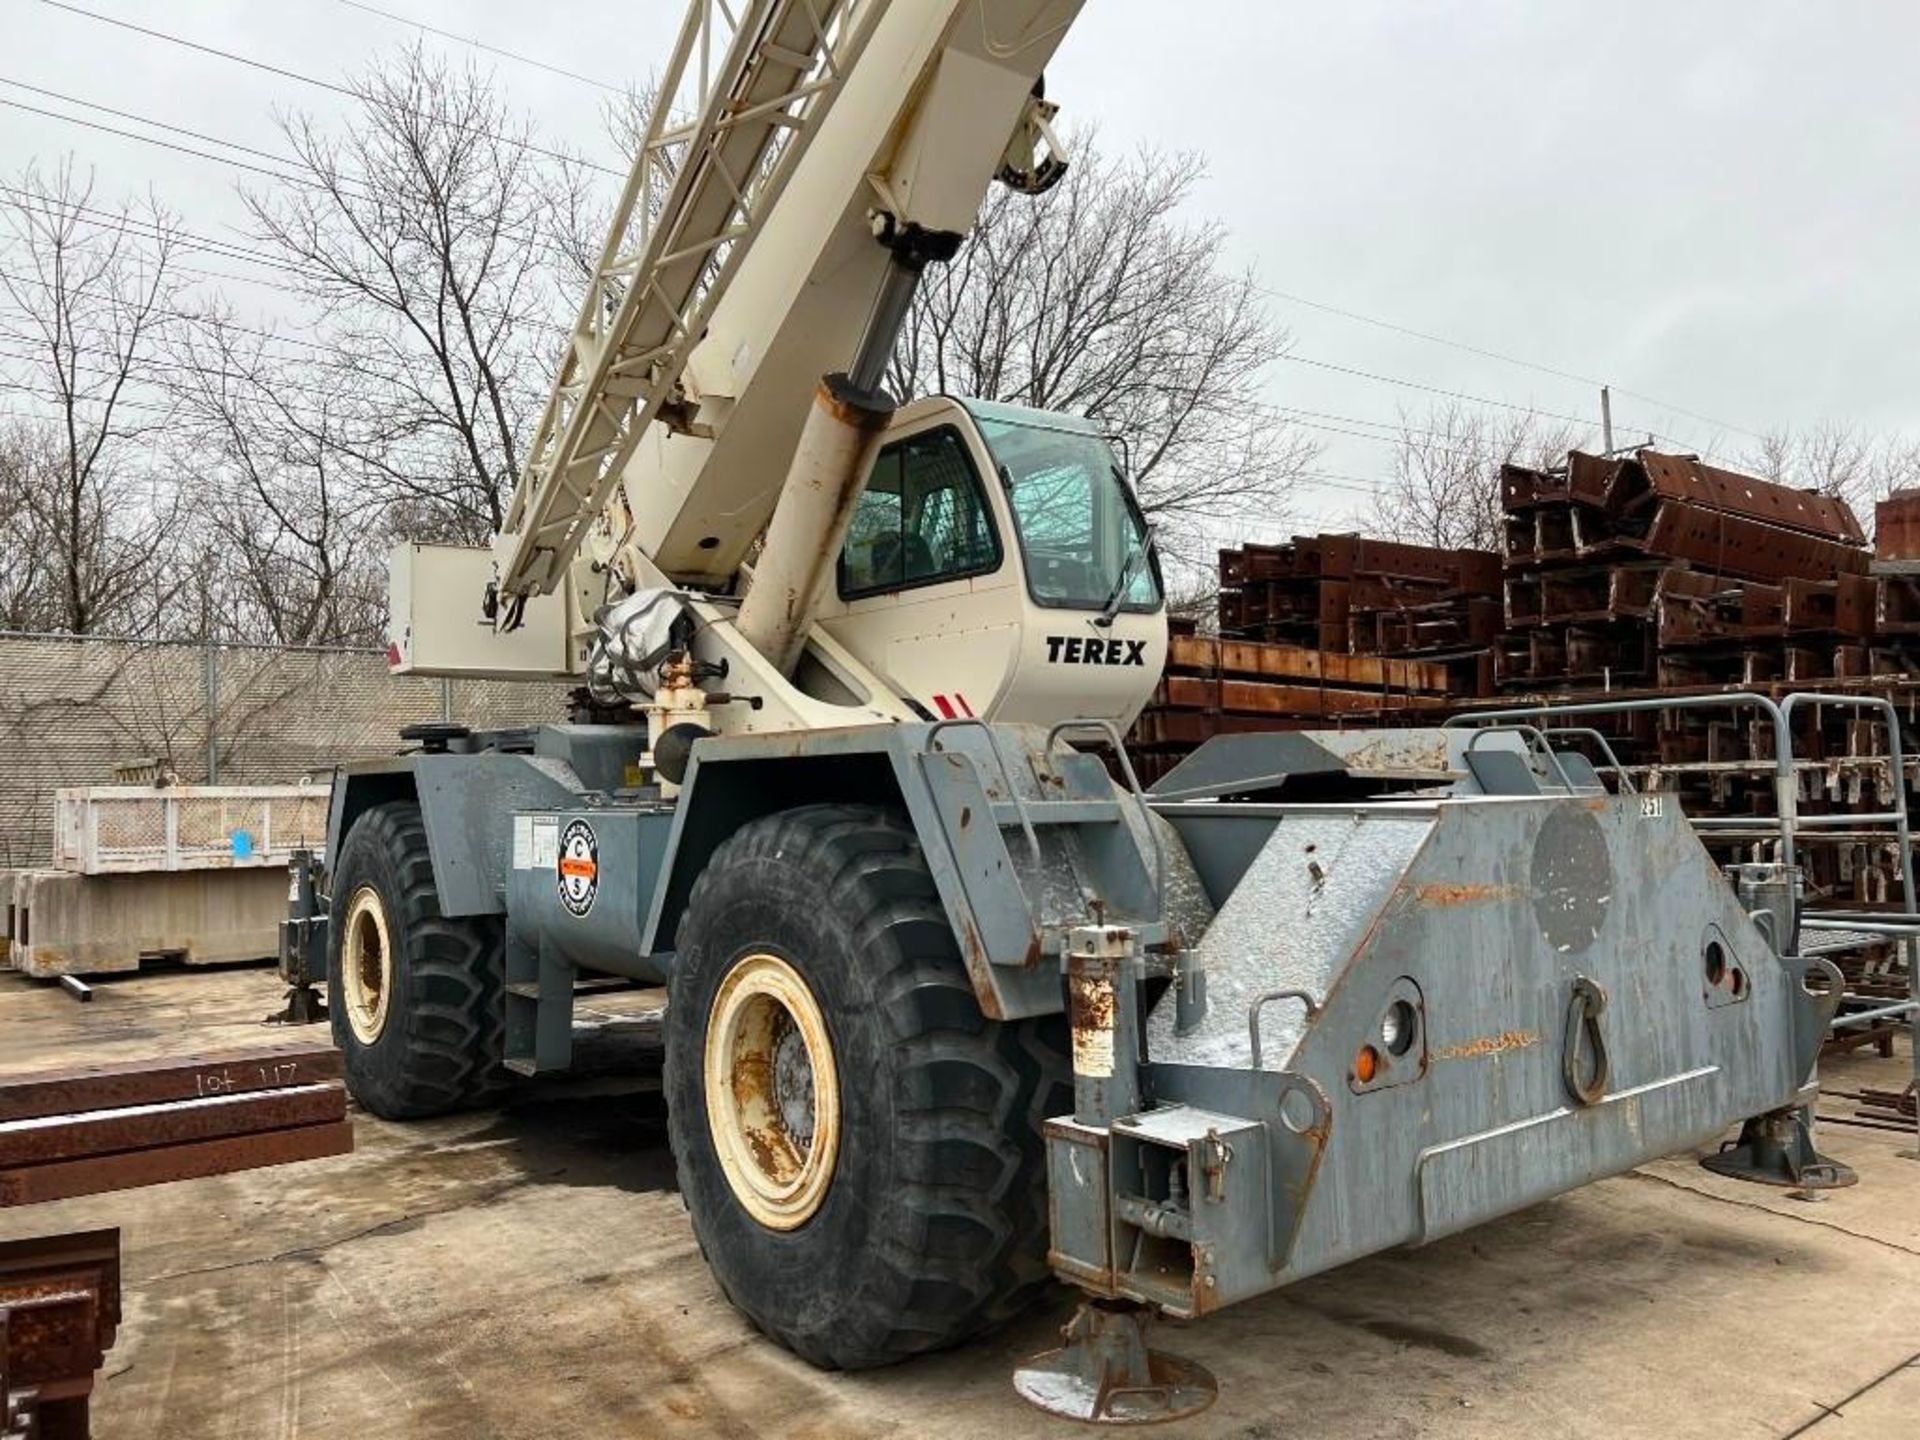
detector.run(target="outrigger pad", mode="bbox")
[1012,1300,1216,1426]
[1701,1107,1858,1190]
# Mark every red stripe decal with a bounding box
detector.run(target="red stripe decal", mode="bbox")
[931,694,957,719]
[954,693,975,718]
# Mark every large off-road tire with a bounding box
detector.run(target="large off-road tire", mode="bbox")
[664,804,1071,1370]
[328,801,506,1119]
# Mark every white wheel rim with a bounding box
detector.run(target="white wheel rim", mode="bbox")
[342,884,395,1045]
[704,951,840,1230]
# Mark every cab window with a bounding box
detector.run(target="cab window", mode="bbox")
[972,409,1162,613]
[837,427,1001,598]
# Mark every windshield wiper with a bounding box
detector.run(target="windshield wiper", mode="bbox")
[1094,535,1147,628]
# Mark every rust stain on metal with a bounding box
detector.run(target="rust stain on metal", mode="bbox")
[1,1227,120,1436]
[1414,882,1519,906]
[1068,972,1116,1034]
[955,917,1007,1018]
[1067,971,1116,1078]
[728,1049,790,1182]
[1432,1029,1541,1062]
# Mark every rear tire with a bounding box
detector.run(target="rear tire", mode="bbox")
[664,804,1071,1370]
[327,801,506,1119]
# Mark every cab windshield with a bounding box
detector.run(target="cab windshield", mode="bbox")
[964,400,1163,613]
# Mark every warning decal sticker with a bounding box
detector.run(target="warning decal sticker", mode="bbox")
[557,818,599,917]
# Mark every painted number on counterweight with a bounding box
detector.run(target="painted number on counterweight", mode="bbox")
[557,818,599,917]
[1640,795,1663,819]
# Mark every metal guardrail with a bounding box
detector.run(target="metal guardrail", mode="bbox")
[1449,692,1803,863]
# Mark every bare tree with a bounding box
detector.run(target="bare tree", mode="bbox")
[0,158,182,633]
[0,421,55,627]
[1742,420,1920,518]
[888,141,1317,574]
[1370,402,1592,551]
[245,47,582,543]
[168,310,388,645]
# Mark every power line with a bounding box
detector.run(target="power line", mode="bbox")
[0,76,339,185]
[0,84,594,289]
[0,180,312,278]
[33,0,621,177]
[4,5,1816,468]
[0,104,1735,475]
[0,257,569,369]
[0,181,574,342]
[1253,279,1769,445]
[0,164,576,343]
[335,0,624,95]
[1275,350,1613,431]
[1269,348,1732,460]
[15,27,1730,466]
[0,94,347,193]
[0,366,515,481]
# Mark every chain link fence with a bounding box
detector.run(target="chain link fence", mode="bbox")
[0,632,569,867]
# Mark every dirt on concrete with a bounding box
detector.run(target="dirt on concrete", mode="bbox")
[0,963,1915,1439]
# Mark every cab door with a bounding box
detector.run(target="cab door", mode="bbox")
[813,414,1023,720]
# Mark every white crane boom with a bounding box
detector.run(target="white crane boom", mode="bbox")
[393,0,1165,746]
[495,0,881,603]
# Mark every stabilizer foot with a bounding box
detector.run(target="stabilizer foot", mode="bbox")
[1701,1108,1857,1190]
[1012,1300,1216,1426]
[268,985,328,1025]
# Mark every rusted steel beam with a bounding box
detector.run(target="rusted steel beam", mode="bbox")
[0,1085,344,1169]
[1165,635,1448,693]
[1626,451,1865,544]
[1155,676,1448,717]
[0,1046,342,1124]
[0,1228,119,1440]
[0,1121,351,1207]
[1874,489,1920,562]
[1635,501,1871,583]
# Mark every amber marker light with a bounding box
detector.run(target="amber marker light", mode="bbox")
[1354,1045,1380,1085]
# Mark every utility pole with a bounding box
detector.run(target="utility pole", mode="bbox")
[1600,385,1615,454]
[203,641,219,784]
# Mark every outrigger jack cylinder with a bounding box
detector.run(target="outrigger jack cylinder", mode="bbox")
[1020,928,1217,1424]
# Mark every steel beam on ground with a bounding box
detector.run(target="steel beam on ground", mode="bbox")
[0,1046,342,1123]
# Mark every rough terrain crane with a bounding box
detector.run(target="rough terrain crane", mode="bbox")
[287,0,1864,1421]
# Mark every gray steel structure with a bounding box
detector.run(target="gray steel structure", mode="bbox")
[297,708,1847,1368]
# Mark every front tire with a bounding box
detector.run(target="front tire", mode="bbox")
[664,804,1070,1370]
[327,801,506,1119]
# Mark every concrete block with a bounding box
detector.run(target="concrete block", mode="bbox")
[0,866,292,978]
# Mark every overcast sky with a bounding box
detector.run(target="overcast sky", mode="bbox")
[5,0,1918,536]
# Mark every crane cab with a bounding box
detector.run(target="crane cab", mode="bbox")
[811,396,1167,729]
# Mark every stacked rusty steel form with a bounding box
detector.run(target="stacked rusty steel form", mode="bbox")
[1497,449,1875,694]
[1217,533,1502,692]
[1488,455,1920,1060]
[1126,534,1501,785]
[1128,625,1453,785]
